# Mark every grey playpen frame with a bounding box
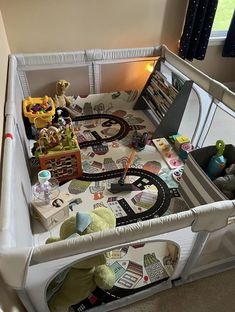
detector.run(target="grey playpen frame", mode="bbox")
[0,45,235,312]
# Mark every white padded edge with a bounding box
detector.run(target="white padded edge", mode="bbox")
[88,63,95,94]
[14,46,162,67]
[14,51,87,66]
[31,211,194,264]
[85,46,162,61]
[17,69,31,98]
[0,115,15,248]
[5,55,17,117]
[93,63,101,93]
[222,88,235,112]
[0,247,33,289]
[31,200,235,264]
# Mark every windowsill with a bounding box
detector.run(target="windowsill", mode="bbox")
[209,36,225,46]
[209,30,227,46]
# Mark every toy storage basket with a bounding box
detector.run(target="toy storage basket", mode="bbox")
[179,145,235,208]
[23,96,55,128]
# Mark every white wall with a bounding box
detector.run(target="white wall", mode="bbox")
[193,45,235,84]
[1,0,234,84]
[0,0,188,53]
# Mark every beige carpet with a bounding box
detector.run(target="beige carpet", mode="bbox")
[1,268,235,311]
[115,268,235,312]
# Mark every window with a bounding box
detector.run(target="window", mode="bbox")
[210,0,234,45]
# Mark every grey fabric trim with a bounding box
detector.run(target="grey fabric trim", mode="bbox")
[180,231,210,281]
[17,69,30,98]
[182,173,207,205]
[15,51,87,66]
[209,80,225,102]
[187,158,226,201]
[178,184,195,208]
[17,289,38,312]
[88,280,172,312]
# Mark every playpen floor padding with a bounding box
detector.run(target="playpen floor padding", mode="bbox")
[32,91,189,245]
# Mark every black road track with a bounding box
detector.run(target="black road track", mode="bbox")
[80,168,170,226]
[73,114,130,148]
[75,114,171,224]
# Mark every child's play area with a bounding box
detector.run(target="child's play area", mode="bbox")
[0,44,234,312]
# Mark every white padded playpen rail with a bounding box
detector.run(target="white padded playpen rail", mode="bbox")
[9,45,235,149]
[11,45,235,111]
[1,200,235,289]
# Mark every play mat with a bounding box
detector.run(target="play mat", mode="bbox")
[2,45,235,312]
[32,91,188,245]
[27,90,188,311]
[69,241,176,311]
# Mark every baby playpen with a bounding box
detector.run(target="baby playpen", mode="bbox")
[0,45,235,312]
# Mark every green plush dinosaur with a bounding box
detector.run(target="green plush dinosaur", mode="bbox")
[46,207,116,312]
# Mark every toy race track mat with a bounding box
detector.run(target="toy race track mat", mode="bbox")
[32,91,189,244]
[64,241,177,311]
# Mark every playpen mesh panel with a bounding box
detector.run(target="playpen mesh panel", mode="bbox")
[190,222,235,274]
[25,232,195,312]
[97,59,156,94]
[25,66,92,98]
[161,61,213,148]
[202,102,235,147]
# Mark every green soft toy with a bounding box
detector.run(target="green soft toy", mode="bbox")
[46,207,116,312]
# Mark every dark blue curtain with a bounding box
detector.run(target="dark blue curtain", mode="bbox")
[222,10,235,57]
[179,0,218,61]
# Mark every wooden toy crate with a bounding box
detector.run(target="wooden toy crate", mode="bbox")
[39,148,82,182]
[179,144,235,208]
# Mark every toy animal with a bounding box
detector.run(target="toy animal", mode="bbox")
[46,207,116,312]
[54,80,72,107]
[213,164,235,199]
[54,80,78,119]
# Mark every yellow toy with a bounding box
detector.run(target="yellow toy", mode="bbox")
[23,96,55,128]
[46,207,116,312]
[174,135,190,151]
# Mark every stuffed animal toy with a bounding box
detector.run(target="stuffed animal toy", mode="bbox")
[213,164,235,199]
[54,80,78,119]
[55,80,72,108]
[46,207,116,312]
